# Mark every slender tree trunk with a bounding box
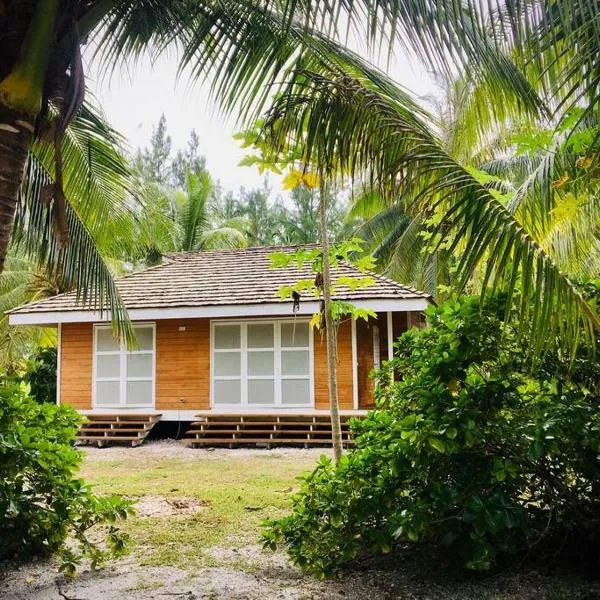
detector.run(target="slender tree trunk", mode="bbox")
[0,107,34,272]
[318,182,343,463]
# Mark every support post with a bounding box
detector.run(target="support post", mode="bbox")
[387,312,394,382]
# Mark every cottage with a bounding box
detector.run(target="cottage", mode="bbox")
[8,246,431,446]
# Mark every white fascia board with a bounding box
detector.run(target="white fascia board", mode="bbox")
[8,297,430,326]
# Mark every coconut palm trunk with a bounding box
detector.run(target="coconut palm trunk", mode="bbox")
[0,108,35,272]
[0,0,60,273]
[318,181,343,463]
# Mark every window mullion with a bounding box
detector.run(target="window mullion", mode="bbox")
[120,337,126,406]
[275,322,281,406]
[241,323,248,407]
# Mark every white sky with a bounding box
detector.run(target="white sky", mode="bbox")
[85,44,438,196]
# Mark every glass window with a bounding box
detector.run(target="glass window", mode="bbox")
[96,327,119,352]
[96,381,119,406]
[212,320,313,408]
[281,350,310,376]
[214,352,241,377]
[281,322,309,347]
[248,351,274,376]
[248,379,275,405]
[94,324,155,407]
[134,327,154,351]
[126,381,153,405]
[214,380,241,404]
[282,379,311,405]
[247,323,274,348]
[214,325,241,349]
[127,353,153,378]
[97,354,120,379]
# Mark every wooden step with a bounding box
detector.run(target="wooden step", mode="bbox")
[77,413,161,447]
[184,438,355,446]
[186,428,352,436]
[184,412,362,448]
[80,427,151,434]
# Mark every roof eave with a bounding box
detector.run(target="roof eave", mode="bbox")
[8,297,431,326]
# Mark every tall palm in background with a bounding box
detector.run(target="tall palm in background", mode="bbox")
[0,0,534,338]
[142,170,247,256]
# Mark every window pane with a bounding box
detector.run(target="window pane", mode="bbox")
[214,380,241,404]
[214,325,241,349]
[214,352,241,376]
[96,328,119,351]
[248,351,274,376]
[281,322,309,347]
[282,350,310,376]
[248,379,275,405]
[247,323,274,348]
[96,381,119,405]
[133,327,153,351]
[97,354,120,379]
[126,381,153,405]
[127,353,152,378]
[282,379,311,405]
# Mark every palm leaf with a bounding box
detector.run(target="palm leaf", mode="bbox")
[12,157,133,344]
[263,70,599,351]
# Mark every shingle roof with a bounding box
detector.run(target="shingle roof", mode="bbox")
[9,245,430,315]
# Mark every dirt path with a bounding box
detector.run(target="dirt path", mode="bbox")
[1,443,598,599]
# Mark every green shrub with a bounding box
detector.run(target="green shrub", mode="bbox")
[262,296,600,575]
[0,380,133,575]
[23,346,57,404]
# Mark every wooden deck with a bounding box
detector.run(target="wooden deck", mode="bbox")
[77,413,162,447]
[183,412,365,448]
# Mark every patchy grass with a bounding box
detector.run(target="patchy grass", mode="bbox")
[80,448,319,570]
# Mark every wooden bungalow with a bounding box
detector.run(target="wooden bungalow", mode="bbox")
[8,246,431,446]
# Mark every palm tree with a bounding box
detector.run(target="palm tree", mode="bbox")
[167,170,247,252]
[0,0,535,340]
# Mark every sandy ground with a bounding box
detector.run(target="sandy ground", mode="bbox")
[1,442,599,600]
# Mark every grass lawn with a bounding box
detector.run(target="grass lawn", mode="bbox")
[3,441,599,599]
[79,443,320,572]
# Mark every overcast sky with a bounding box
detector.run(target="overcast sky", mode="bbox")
[85,44,438,196]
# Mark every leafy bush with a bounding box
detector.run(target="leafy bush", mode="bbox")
[23,346,57,403]
[0,381,133,575]
[263,296,600,575]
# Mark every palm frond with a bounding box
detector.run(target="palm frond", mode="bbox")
[13,156,132,344]
[263,70,599,352]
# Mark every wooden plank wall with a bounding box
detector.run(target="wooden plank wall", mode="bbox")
[313,319,354,410]
[356,318,375,409]
[59,314,422,413]
[155,319,210,411]
[60,323,93,410]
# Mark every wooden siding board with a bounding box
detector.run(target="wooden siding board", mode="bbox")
[357,318,375,409]
[313,320,354,410]
[60,323,93,409]
[155,319,210,411]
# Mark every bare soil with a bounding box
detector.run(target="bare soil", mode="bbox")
[1,442,598,600]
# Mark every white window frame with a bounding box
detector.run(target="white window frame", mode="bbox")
[211,318,314,409]
[92,323,156,409]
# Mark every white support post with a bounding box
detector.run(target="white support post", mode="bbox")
[56,323,61,405]
[387,312,394,382]
[351,318,358,410]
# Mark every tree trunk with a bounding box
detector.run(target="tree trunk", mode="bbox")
[318,182,343,463]
[0,0,62,273]
[0,105,34,272]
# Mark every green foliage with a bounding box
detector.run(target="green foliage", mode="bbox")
[0,381,134,575]
[263,296,600,575]
[23,346,57,404]
[269,239,377,327]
